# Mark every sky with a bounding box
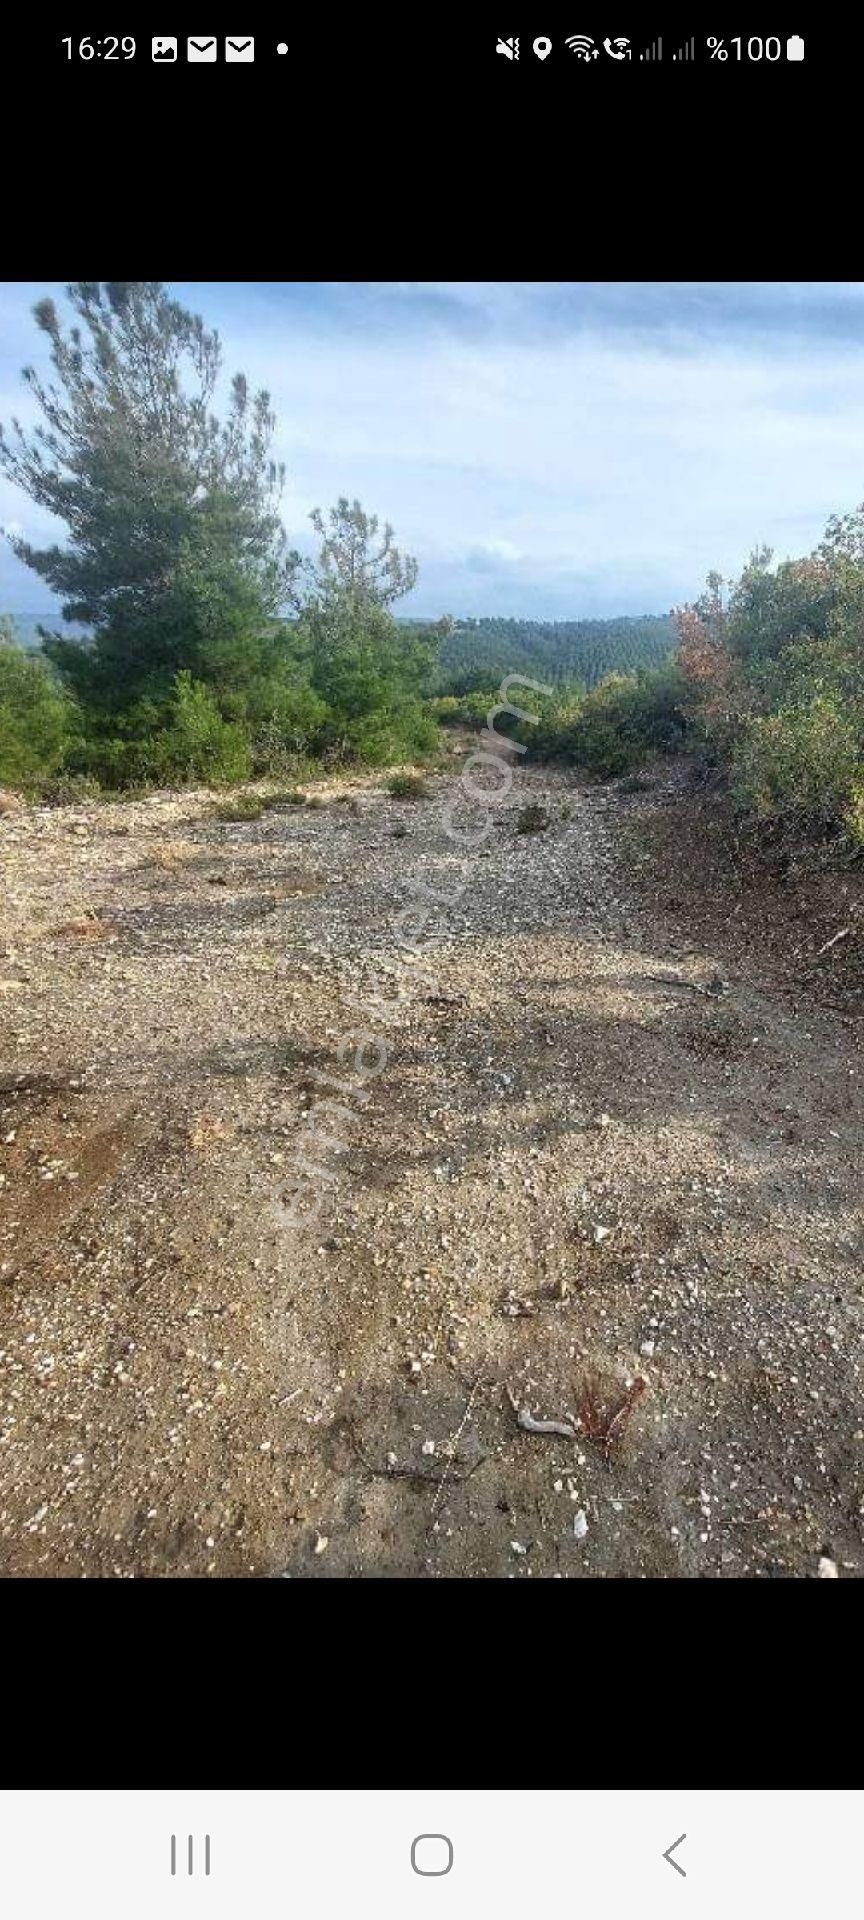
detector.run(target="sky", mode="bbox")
[1,279,864,624]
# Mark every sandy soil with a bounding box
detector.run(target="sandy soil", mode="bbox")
[1,753,862,1577]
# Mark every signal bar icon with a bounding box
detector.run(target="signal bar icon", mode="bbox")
[170,1835,211,1877]
[672,36,695,59]
[639,36,662,60]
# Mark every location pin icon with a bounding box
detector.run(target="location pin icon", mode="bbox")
[533,35,552,58]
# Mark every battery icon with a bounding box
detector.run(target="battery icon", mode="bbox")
[786,35,805,59]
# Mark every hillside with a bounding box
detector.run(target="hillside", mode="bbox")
[437,614,676,691]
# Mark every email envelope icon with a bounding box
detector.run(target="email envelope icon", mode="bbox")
[225,35,254,61]
[187,35,217,61]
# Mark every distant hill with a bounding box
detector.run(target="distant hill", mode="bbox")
[436,615,677,693]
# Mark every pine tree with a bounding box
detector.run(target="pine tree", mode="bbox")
[0,282,296,715]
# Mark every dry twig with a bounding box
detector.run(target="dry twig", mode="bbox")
[642,972,726,998]
[506,1385,577,1440]
[816,926,851,958]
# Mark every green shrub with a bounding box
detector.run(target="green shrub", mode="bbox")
[428,690,495,729]
[33,771,102,806]
[66,672,252,791]
[387,772,432,800]
[845,782,864,850]
[249,688,331,775]
[731,694,861,828]
[512,665,688,778]
[516,802,550,834]
[0,646,78,785]
[212,792,264,822]
[154,672,251,786]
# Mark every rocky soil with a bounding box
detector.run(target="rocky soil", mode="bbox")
[1,752,862,1577]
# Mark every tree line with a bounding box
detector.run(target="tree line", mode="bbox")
[436,614,675,695]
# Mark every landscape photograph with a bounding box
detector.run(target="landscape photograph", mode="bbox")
[0,280,862,1578]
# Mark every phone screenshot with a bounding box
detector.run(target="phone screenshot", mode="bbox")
[0,9,859,1896]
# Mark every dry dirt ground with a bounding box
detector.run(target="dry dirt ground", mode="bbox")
[1,751,862,1578]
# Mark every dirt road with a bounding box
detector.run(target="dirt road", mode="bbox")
[1,756,862,1576]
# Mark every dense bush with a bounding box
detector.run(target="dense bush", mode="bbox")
[509,664,688,777]
[152,672,252,785]
[0,644,78,785]
[387,772,432,800]
[65,671,251,789]
[676,508,864,844]
[731,693,860,827]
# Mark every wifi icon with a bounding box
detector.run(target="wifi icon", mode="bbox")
[564,34,598,58]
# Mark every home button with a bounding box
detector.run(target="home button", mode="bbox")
[411,1834,454,1877]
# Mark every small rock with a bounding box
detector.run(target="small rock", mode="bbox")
[817,1555,839,1579]
[573,1508,589,1541]
[313,1532,329,1555]
[510,1540,527,1556]
[421,1438,436,1456]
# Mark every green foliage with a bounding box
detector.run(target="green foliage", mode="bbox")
[731,693,861,827]
[305,498,418,607]
[297,587,439,767]
[437,615,675,694]
[429,688,504,729]
[516,803,550,834]
[153,672,251,785]
[680,504,864,840]
[0,644,78,784]
[212,792,264,822]
[512,664,688,777]
[387,772,432,800]
[67,672,251,789]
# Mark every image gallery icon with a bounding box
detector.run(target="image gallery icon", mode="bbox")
[151,36,178,60]
[187,36,218,60]
[225,35,254,61]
